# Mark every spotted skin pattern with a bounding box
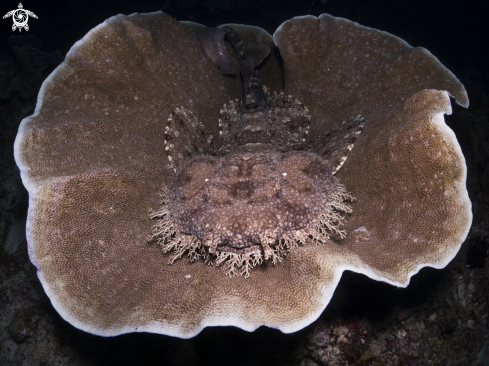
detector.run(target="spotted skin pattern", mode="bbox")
[149,27,364,277]
[218,92,311,155]
[149,91,364,277]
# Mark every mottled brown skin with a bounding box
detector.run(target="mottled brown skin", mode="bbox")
[170,150,345,253]
[149,27,367,276]
[155,81,362,275]
[218,92,311,155]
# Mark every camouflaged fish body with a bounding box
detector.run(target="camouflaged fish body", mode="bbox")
[150,27,364,277]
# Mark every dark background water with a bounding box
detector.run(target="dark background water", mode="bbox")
[1,0,488,365]
[1,0,488,78]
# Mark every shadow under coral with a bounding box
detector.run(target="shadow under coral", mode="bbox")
[43,265,448,366]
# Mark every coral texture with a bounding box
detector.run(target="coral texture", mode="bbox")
[13,12,471,338]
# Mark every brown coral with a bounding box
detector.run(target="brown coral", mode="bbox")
[14,12,471,337]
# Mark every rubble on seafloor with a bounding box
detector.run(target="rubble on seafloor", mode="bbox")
[295,241,489,365]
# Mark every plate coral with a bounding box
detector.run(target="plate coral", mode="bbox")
[14,12,471,338]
